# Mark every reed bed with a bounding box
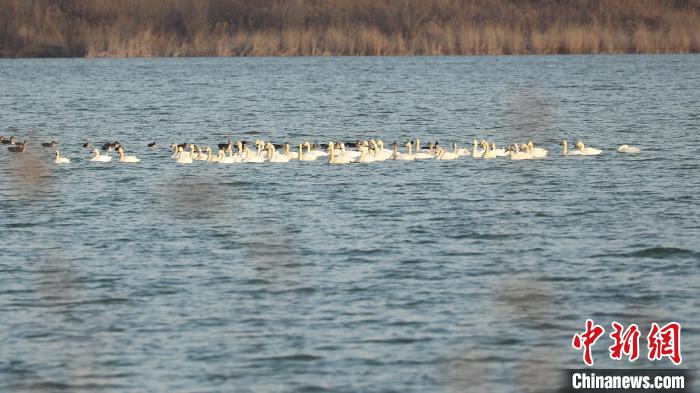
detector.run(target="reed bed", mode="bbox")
[1,0,699,57]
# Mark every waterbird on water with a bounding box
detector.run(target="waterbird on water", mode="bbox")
[117,146,140,163]
[91,149,112,162]
[42,141,57,148]
[574,141,602,155]
[618,144,640,153]
[7,140,27,152]
[54,150,70,164]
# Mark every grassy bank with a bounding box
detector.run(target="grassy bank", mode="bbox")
[1,0,699,57]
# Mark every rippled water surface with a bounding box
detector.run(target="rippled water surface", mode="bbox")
[1,55,699,392]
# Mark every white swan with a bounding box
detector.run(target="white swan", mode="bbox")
[267,144,290,163]
[210,149,224,163]
[298,143,318,161]
[117,147,140,163]
[472,139,484,158]
[242,146,265,163]
[373,140,394,161]
[561,141,583,156]
[357,145,375,163]
[509,144,533,160]
[341,143,361,157]
[413,139,435,159]
[392,142,414,161]
[54,150,70,164]
[575,141,602,156]
[527,141,548,158]
[282,143,298,160]
[618,144,640,154]
[328,142,355,164]
[194,146,208,161]
[175,147,193,164]
[482,142,496,159]
[491,142,508,157]
[436,146,459,160]
[304,141,328,159]
[90,149,112,162]
[338,142,360,161]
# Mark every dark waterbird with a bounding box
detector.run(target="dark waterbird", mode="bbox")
[83,141,92,148]
[217,139,232,150]
[2,136,16,145]
[148,141,157,148]
[102,141,121,151]
[8,140,27,152]
[41,141,57,148]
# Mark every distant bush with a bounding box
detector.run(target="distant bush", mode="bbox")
[1,0,699,57]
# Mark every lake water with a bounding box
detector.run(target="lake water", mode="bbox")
[1,55,699,392]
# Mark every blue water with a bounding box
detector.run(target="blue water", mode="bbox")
[1,55,699,392]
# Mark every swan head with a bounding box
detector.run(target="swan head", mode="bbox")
[491,142,496,149]
[575,141,584,150]
[92,149,99,157]
[527,141,534,149]
[178,146,184,153]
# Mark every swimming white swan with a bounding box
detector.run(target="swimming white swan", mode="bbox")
[210,149,224,163]
[328,142,355,164]
[472,139,484,158]
[117,147,140,163]
[413,139,435,159]
[617,144,640,154]
[357,145,375,163]
[491,142,508,157]
[194,145,208,161]
[90,149,112,162]
[338,142,360,161]
[392,142,414,161]
[527,141,548,158]
[436,146,459,160]
[282,143,298,160]
[509,144,533,160]
[374,140,394,161]
[561,141,583,156]
[54,150,70,164]
[574,141,602,156]
[304,141,328,159]
[175,146,193,164]
[482,142,496,159]
[267,144,290,163]
[242,146,265,163]
[298,143,318,161]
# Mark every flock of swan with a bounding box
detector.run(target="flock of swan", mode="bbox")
[0,134,641,165]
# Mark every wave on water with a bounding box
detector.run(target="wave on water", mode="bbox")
[627,247,697,259]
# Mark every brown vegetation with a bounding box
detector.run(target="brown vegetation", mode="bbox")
[1,0,700,57]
